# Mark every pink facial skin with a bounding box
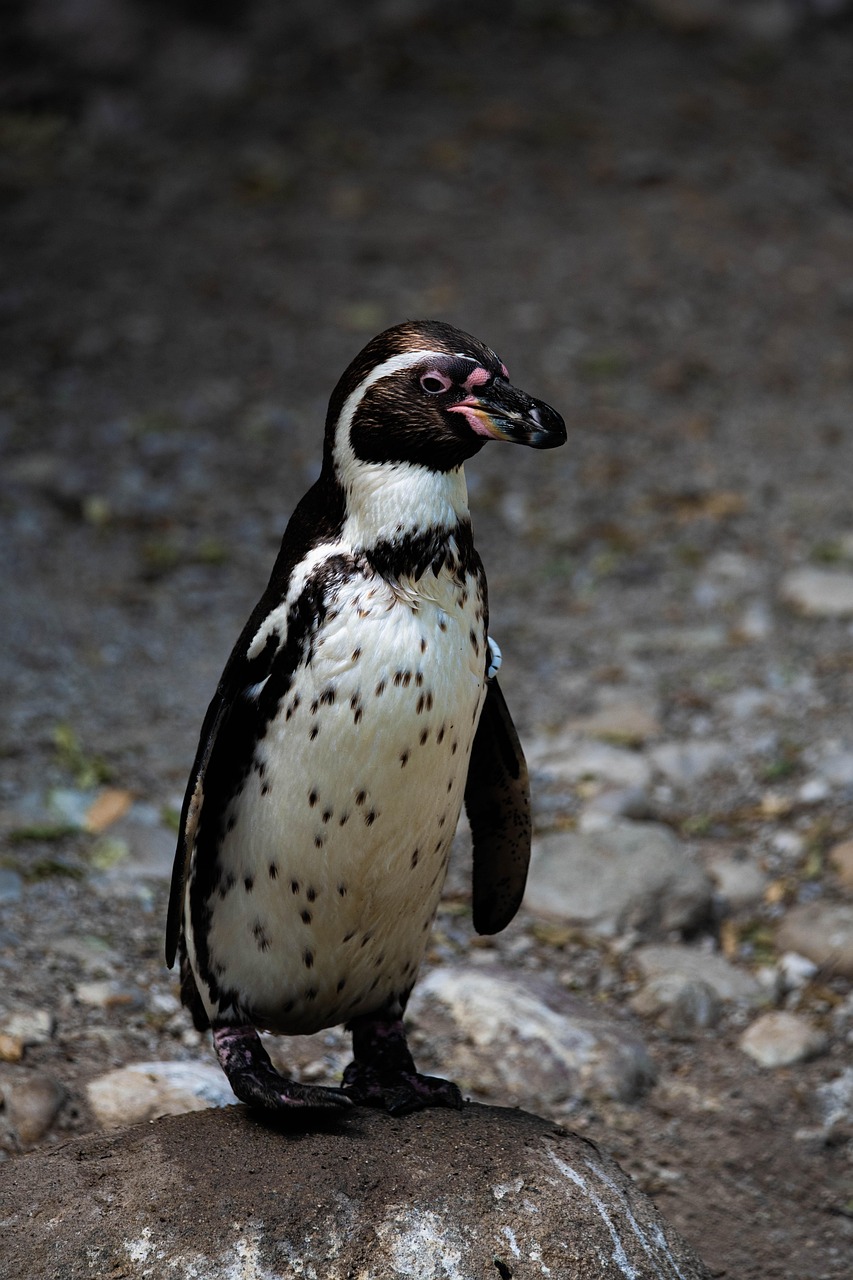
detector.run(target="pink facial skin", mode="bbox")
[462,366,491,391]
[447,399,499,438]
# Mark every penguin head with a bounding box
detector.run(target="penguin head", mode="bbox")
[324,320,566,476]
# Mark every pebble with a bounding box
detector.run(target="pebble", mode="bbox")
[779,567,853,617]
[1,1009,54,1047]
[778,951,818,991]
[525,820,712,939]
[528,735,652,789]
[633,943,764,1004]
[776,902,853,978]
[86,1061,238,1127]
[410,966,656,1106]
[649,740,730,788]
[829,839,853,890]
[4,1073,66,1146]
[75,980,143,1010]
[739,1012,828,1068]
[705,853,768,911]
[630,975,721,1038]
[814,1067,853,1130]
[566,696,661,747]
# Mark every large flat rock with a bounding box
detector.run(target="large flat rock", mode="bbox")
[0,1103,711,1279]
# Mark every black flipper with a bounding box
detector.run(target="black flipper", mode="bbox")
[464,677,531,935]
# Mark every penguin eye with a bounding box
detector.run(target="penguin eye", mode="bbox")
[420,370,452,395]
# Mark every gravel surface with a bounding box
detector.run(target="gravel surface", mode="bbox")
[2,7,853,1277]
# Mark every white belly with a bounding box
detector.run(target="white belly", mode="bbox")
[190,566,487,1034]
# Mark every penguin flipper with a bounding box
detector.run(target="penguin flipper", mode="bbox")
[464,677,532,935]
[165,690,229,969]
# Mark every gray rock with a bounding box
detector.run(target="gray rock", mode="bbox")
[86,1061,238,1128]
[814,1067,853,1130]
[526,821,712,939]
[528,734,652,789]
[3,1073,66,1147]
[0,1105,712,1279]
[650,740,731,787]
[739,1012,828,1068]
[630,975,721,1038]
[410,966,656,1107]
[633,944,764,1004]
[776,902,853,978]
[780,567,853,617]
[0,1008,54,1046]
[706,854,768,911]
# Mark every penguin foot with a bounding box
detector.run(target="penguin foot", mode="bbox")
[213,1023,350,1112]
[342,1061,463,1115]
[341,1013,463,1115]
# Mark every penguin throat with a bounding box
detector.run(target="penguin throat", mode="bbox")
[339,459,471,553]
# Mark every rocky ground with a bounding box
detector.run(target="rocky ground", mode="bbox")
[2,5,853,1278]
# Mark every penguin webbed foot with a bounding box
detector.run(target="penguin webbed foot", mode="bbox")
[342,1013,463,1115]
[213,1023,350,1112]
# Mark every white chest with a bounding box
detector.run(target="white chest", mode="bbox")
[190,557,488,1034]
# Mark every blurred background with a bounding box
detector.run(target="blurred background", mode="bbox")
[2,4,853,1276]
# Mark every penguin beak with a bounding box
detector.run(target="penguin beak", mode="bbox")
[448,380,566,450]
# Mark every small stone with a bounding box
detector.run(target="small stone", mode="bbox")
[75,980,142,1009]
[739,1012,828,1068]
[4,1073,66,1146]
[777,902,853,978]
[780,568,853,617]
[1,1009,54,1047]
[829,840,853,890]
[633,943,764,1004]
[86,1062,238,1127]
[814,1067,853,1130]
[567,697,661,747]
[778,952,818,991]
[630,975,721,1038]
[798,777,830,805]
[0,1033,24,1063]
[650,740,730,787]
[526,821,712,939]
[528,735,652,789]
[706,854,768,911]
[410,967,656,1106]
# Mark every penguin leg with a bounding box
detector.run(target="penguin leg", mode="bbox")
[212,1023,350,1112]
[341,1014,463,1115]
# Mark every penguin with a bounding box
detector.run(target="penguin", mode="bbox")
[166,320,566,1115]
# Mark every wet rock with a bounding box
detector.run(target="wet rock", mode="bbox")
[633,943,764,1004]
[409,966,657,1106]
[780,568,853,617]
[776,902,853,978]
[86,1061,237,1127]
[0,1105,712,1280]
[630,975,721,1038]
[650,740,731,787]
[526,821,712,938]
[3,1073,66,1146]
[739,1012,828,1068]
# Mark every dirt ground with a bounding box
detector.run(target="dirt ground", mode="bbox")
[2,5,853,1277]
